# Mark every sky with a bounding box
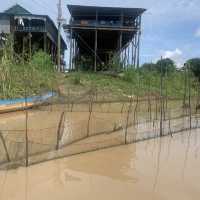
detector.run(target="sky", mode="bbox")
[1,0,200,67]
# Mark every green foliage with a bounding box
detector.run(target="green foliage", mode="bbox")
[76,53,123,72]
[140,63,157,72]
[0,40,56,99]
[64,69,197,99]
[30,50,54,72]
[187,58,200,81]
[123,69,138,83]
[76,56,93,71]
[156,58,176,74]
[72,72,81,85]
[141,58,176,75]
[107,53,123,72]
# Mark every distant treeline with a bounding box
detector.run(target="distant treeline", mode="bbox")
[140,57,200,81]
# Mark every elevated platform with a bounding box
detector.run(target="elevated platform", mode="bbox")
[64,5,146,71]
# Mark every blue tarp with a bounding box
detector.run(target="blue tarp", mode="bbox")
[0,92,56,106]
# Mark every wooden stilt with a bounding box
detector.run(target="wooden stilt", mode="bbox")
[94,29,98,72]
[127,44,130,67]
[69,28,72,71]
[131,40,134,67]
[124,46,127,69]
[43,33,47,53]
[137,16,142,69]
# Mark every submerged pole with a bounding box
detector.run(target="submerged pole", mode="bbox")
[25,82,29,167]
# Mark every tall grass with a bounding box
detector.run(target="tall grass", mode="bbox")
[0,38,57,99]
[64,69,198,99]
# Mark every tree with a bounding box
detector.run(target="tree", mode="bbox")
[156,58,176,74]
[140,63,157,71]
[187,58,200,81]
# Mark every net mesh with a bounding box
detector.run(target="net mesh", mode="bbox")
[0,77,200,169]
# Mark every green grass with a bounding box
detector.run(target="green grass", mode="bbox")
[0,49,57,99]
[62,70,198,100]
[0,37,198,100]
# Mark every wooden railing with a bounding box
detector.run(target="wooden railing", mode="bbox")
[14,26,45,32]
[71,20,135,28]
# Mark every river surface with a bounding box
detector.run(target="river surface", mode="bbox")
[0,129,200,200]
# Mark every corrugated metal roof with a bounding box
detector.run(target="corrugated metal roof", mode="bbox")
[67,4,146,17]
[4,4,31,15]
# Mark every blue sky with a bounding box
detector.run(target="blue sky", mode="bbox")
[1,0,200,67]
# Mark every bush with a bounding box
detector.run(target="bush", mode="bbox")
[30,50,54,72]
[187,58,200,81]
[0,43,57,99]
[72,72,81,85]
[123,69,138,83]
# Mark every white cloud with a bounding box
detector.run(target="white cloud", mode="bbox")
[195,28,200,37]
[162,48,183,68]
[163,48,182,58]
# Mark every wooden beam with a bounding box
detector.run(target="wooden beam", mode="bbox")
[43,32,47,52]
[69,28,73,71]
[94,29,98,72]
[136,16,142,69]
[131,39,134,67]
[124,46,127,69]
[127,44,130,67]
[67,26,138,32]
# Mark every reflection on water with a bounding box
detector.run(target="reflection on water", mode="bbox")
[0,129,200,200]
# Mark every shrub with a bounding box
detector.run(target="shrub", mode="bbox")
[123,69,138,83]
[30,50,54,72]
[72,72,81,85]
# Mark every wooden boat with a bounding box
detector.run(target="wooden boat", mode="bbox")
[0,92,55,114]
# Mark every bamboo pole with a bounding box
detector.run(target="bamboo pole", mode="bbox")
[94,29,98,72]
[125,95,133,144]
[188,63,192,129]
[0,131,10,162]
[25,81,29,167]
[160,56,164,137]
[56,112,65,150]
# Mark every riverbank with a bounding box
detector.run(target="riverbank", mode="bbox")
[60,70,196,100]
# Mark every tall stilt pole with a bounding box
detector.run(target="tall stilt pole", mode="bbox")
[28,33,32,60]
[94,29,98,72]
[124,46,127,69]
[73,38,75,70]
[119,31,122,63]
[43,33,47,52]
[28,19,32,60]
[131,39,134,67]
[72,38,74,70]
[74,40,77,70]
[137,15,142,69]
[133,35,137,68]
[57,0,62,72]
[127,44,130,67]
[69,28,72,71]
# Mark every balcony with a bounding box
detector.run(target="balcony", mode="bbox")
[14,26,45,32]
[71,20,136,29]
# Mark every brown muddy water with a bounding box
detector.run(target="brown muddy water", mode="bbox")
[0,129,200,200]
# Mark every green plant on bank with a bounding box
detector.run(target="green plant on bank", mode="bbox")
[76,56,93,71]
[64,68,198,99]
[72,72,81,85]
[107,52,123,72]
[0,37,57,99]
